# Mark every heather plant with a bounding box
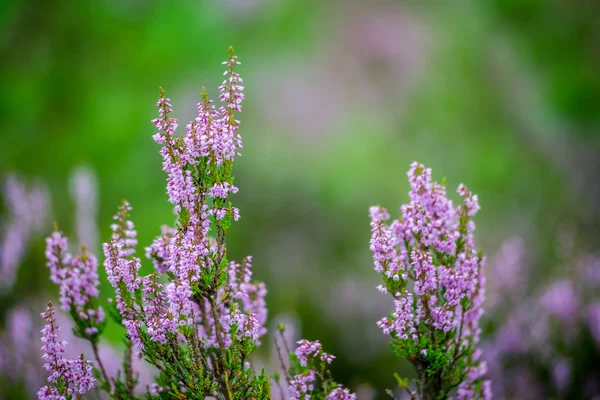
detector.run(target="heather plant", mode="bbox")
[37,48,269,400]
[369,163,490,400]
[274,328,356,400]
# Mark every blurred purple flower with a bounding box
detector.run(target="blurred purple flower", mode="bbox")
[539,280,579,323]
[1,175,50,289]
[69,166,100,253]
[489,236,527,304]
[587,302,600,344]
[552,358,571,392]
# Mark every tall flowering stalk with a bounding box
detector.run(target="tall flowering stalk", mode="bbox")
[38,48,272,399]
[37,303,95,399]
[369,163,490,400]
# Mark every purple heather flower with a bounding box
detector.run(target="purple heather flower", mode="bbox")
[213,207,227,220]
[103,240,141,292]
[228,257,268,341]
[456,350,490,400]
[289,369,316,400]
[145,225,177,274]
[149,383,166,395]
[327,385,357,400]
[411,249,437,296]
[45,231,71,285]
[45,231,104,326]
[457,183,480,217]
[209,182,239,199]
[390,291,416,339]
[166,279,194,327]
[123,319,144,350]
[369,205,390,222]
[110,201,138,257]
[295,339,335,367]
[370,162,488,398]
[369,205,403,279]
[103,202,141,294]
[38,303,95,399]
[228,310,260,342]
[143,274,177,343]
[152,94,197,212]
[289,341,353,400]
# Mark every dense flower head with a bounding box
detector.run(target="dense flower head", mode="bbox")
[369,205,403,279]
[228,257,268,340]
[38,303,95,399]
[166,279,194,327]
[110,201,138,257]
[209,182,239,199]
[289,369,316,400]
[103,202,142,295]
[228,310,260,342]
[145,224,177,274]
[327,385,358,400]
[295,339,335,367]
[370,162,489,399]
[103,240,141,292]
[45,231,104,329]
[287,339,355,400]
[143,274,177,343]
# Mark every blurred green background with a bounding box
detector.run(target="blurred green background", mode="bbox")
[1,0,599,397]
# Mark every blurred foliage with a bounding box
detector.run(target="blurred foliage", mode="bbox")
[1,0,599,398]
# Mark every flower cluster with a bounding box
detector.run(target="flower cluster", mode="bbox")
[37,303,95,399]
[294,339,335,366]
[45,231,105,336]
[370,162,490,399]
[282,335,356,400]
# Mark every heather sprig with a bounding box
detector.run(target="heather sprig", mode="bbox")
[277,327,356,400]
[370,162,490,400]
[45,230,105,340]
[37,303,95,400]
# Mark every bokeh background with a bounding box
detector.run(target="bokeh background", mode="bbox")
[1,0,600,399]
